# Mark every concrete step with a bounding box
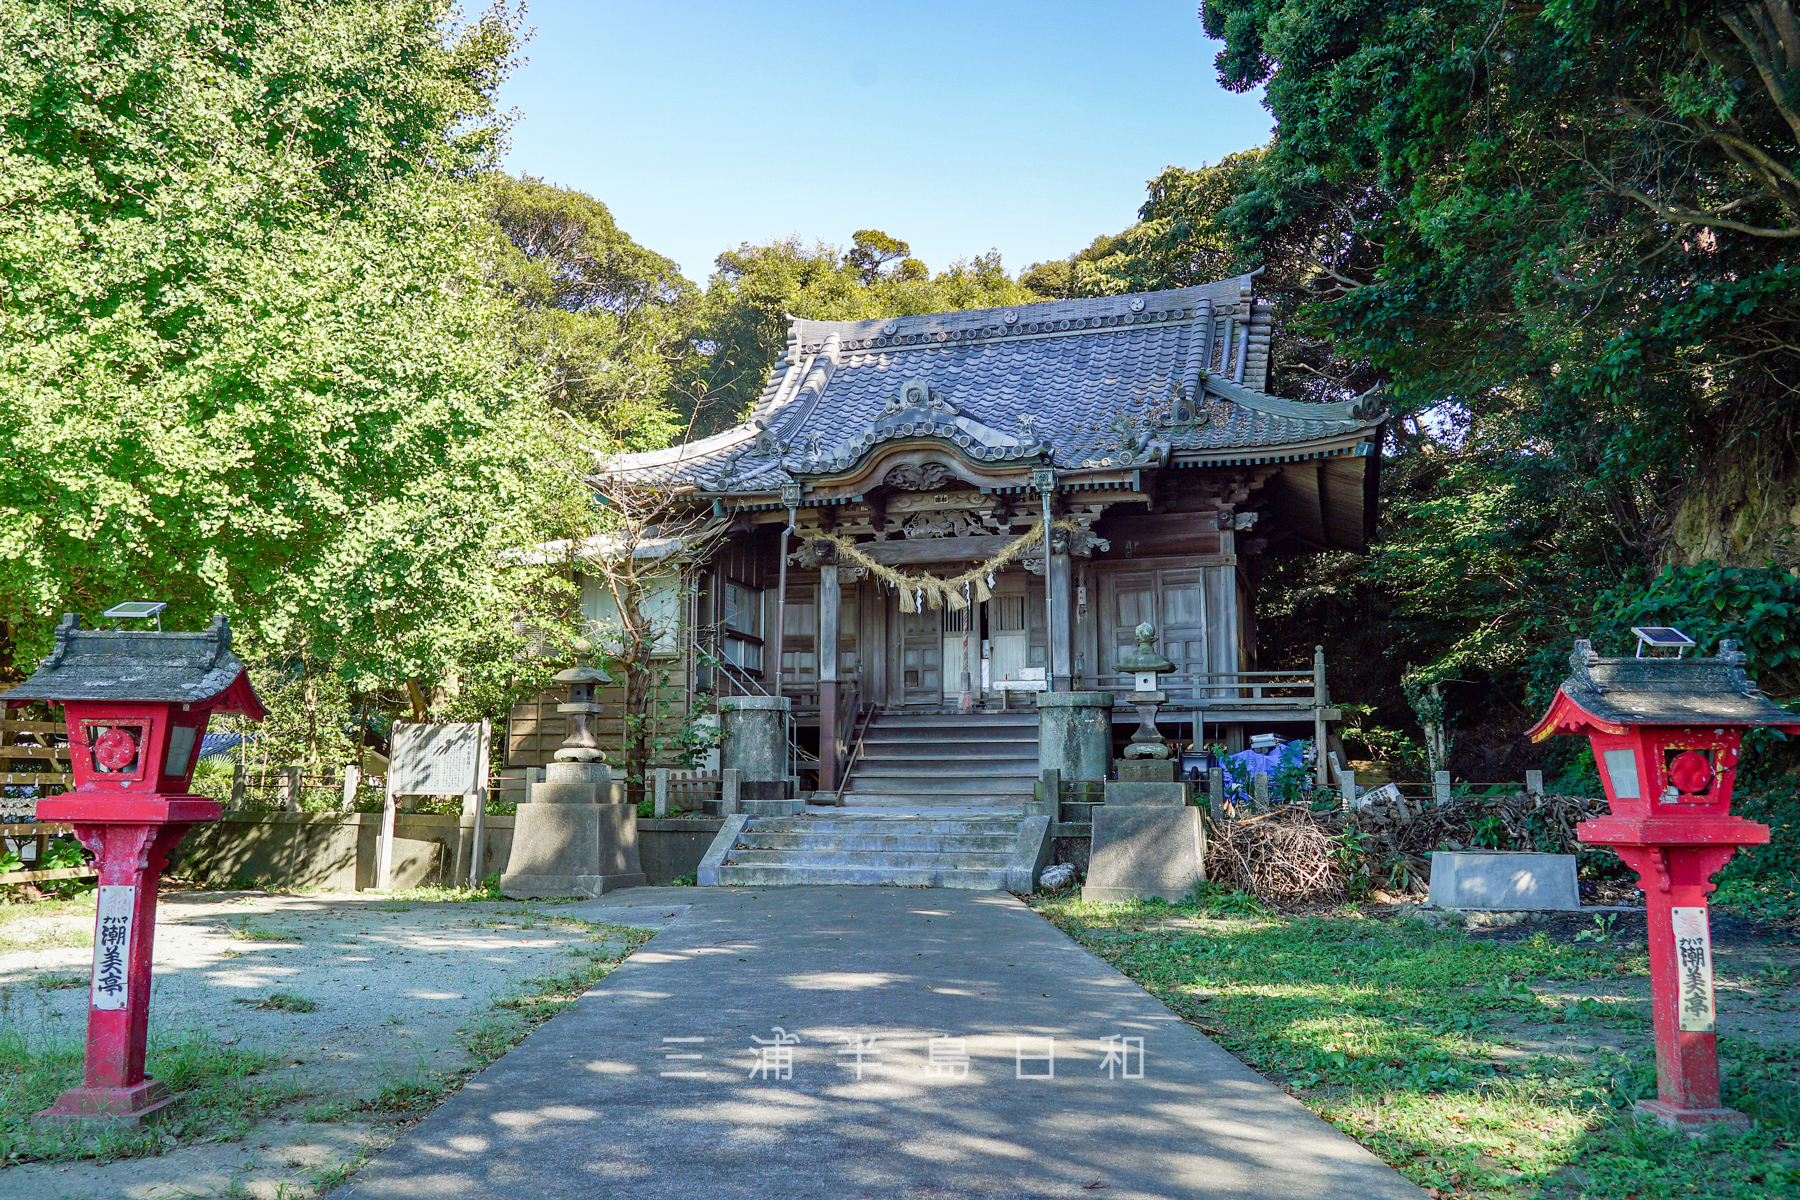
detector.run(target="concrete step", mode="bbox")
[873,713,1039,726]
[849,761,1038,778]
[753,813,1023,828]
[859,745,1039,761]
[739,831,1019,853]
[863,732,1037,743]
[848,776,1038,795]
[725,849,1013,869]
[839,794,1031,807]
[698,809,1047,891]
[710,863,1014,889]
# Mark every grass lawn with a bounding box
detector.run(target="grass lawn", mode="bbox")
[1031,889,1800,1200]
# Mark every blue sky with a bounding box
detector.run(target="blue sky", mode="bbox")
[495,1,1271,285]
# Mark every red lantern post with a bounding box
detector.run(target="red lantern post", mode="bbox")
[1528,636,1796,1130]
[5,612,264,1124]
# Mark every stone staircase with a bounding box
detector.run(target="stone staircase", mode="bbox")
[698,811,1048,890]
[696,710,1050,889]
[840,711,1040,807]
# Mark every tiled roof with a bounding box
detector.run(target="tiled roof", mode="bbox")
[3,614,259,711]
[608,275,1382,493]
[1553,641,1800,728]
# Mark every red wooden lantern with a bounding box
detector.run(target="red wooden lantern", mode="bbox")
[1528,636,1796,1130]
[5,612,264,1125]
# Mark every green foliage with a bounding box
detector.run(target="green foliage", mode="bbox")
[486,173,695,451]
[0,1,626,779]
[1022,151,1262,298]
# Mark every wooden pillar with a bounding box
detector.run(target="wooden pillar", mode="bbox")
[1048,543,1073,693]
[818,560,840,792]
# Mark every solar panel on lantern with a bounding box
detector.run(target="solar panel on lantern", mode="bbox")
[102,600,167,629]
[1631,626,1695,657]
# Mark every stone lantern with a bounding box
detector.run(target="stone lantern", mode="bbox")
[4,612,265,1124]
[1116,622,1176,760]
[500,639,645,898]
[1528,636,1798,1130]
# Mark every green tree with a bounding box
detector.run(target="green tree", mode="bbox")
[1022,152,1261,299]
[1149,0,1800,773]
[0,0,570,729]
[486,174,696,452]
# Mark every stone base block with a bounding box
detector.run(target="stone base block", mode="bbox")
[501,801,643,899]
[533,760,613,806]
[741,799,805,817]
[1634,1099,1752,1133]
[1082,806,1205,902]
[1116,759,1176,783]
[1101,781,1187,807]
[1428,851,1579,910]
[37,1079,176,1127]
[500,871,645,899]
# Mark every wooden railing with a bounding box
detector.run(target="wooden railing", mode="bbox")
[834,701,878,806]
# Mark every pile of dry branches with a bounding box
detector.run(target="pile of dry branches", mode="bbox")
[1204,807,1349,906]
[1201,792,1610,906]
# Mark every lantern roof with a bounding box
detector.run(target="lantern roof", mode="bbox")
[3,613,265,718]
[1528,638,1800,740]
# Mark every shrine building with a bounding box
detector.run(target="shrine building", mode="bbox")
[509,273,1383,818]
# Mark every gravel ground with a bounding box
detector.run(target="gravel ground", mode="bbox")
[0,889,684,1200]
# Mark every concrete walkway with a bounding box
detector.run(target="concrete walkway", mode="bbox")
[331,889,1424,1200]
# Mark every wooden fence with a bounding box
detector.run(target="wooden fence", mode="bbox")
[0,822,96,887]
[1,709,71,821]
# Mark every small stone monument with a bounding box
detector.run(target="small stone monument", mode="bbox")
[500,640,645,898]
[1083,623,1206,901]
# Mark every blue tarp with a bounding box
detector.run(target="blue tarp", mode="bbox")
[1225,740,1311,801]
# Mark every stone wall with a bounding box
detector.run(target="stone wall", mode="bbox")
[171,812,721,891]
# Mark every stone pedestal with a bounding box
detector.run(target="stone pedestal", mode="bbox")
[721,696,791,791]
[500,762,645,898]
[1428,851,1580,911]
[1084,757,1204,902]
[1036,692,1114,783]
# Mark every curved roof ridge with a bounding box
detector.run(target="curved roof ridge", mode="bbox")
[789,275,1259,347]
[608,422,755,472]
[1202,374,1382,424]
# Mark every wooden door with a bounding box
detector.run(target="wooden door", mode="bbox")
[941,606,974,702]
[898,608,941,705]
[1102,568,1212,696]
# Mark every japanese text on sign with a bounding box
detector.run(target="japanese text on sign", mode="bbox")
[1670,906,1716,1033]
[90,885,135,1011]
